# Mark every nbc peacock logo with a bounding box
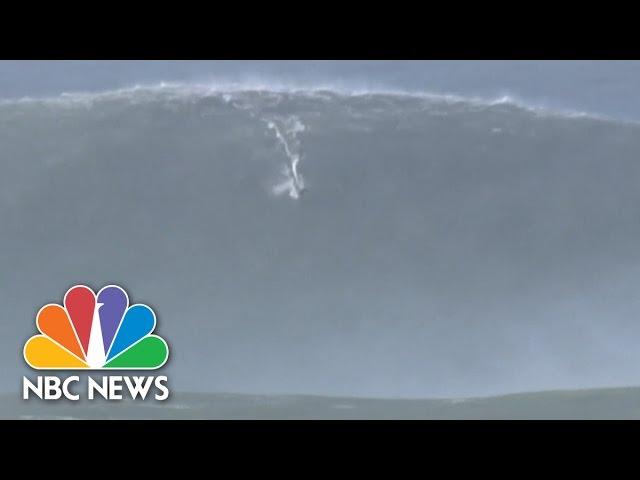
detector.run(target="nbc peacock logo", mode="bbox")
[23,285,169,370]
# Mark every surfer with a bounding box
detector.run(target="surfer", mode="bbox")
[289,154,305,197]
[273,163,305,199]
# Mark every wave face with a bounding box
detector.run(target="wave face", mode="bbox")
[3,86,640,398]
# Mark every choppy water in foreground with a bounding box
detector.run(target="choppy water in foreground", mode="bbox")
[5,387,640,419]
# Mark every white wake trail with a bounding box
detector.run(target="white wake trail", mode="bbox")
[267,116,307,199]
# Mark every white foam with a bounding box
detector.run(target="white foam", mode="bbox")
[266,116,307,200]
[0,80,629,124]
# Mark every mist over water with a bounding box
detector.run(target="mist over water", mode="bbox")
[3,82,640,398]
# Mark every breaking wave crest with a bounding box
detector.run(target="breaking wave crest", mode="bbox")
[0,81,627,124]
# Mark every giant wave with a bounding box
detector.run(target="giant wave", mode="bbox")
[2,85,640,398]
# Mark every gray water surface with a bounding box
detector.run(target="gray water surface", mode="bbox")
[2,85,640,400]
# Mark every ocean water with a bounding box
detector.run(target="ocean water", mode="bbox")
[2,83,640,401]
[3,61,640,122]
[6,388,640,420]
